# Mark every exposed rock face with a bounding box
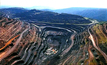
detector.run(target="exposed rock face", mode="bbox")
[0,17,107,65]
[0,17,72,65]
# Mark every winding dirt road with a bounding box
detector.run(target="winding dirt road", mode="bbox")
[0,35,20,51]
[61,30,76,56]
[88,27,107,62]
[0,23,30,62]
[62,30,76,65]
[86,44,94,65]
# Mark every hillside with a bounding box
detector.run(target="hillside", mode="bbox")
[1,7,107,21]
[0,17,107,65]
[53,7,107,21]
[0,7,28,18]
[14,9,91,24]
[0,8,91,24]
[53,7,92,14]
[74,9,107,21]
[0,7,28,14]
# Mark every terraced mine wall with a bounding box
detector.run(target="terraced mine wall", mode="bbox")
[0,17,72,65]
[0,17,107,65]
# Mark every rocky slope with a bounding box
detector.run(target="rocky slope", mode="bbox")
[0,17,72,65]
[0,17,107,65]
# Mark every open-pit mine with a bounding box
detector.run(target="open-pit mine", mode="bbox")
[0,17,107,65]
